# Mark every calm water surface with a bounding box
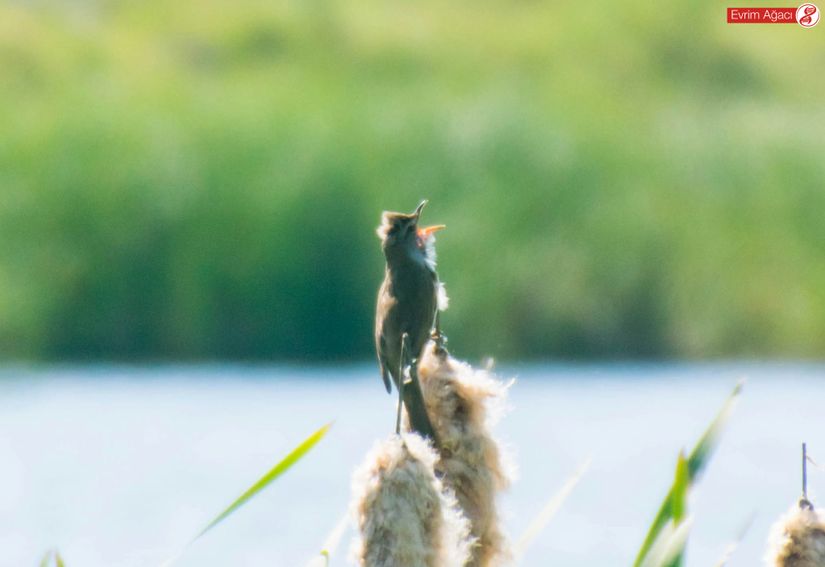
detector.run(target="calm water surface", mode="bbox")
[0,363,823,567]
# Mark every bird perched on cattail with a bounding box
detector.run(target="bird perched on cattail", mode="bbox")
[375,200,447,440]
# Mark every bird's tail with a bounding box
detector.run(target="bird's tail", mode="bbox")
[402,365,438,444]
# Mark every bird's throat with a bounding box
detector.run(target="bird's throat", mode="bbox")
[383,242,434,272]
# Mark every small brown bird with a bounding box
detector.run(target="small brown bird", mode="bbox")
[375,200,446,440]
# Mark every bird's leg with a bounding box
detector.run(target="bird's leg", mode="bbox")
[395,332,408,435]
[431,310,448,358]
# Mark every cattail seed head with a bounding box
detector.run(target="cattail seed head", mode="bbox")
[767,500,825,567]
[351,433,474,567]
[417,343,514,567]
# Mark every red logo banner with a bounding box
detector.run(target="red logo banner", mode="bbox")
[727,7,797,22]
[727,3,820,25]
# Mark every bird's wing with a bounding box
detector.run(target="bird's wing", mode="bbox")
[376,335,393,394]
[375,283,392,394]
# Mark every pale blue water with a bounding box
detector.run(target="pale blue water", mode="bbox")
[0,363,823,567]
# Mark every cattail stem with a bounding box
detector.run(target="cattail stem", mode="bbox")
[802,442,808,503]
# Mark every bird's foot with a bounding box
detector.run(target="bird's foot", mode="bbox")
[431,330,449,358]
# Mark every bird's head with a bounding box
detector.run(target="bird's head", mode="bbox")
[376,200,445,267]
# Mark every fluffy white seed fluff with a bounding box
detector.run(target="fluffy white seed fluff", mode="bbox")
[416,343,514,567]
[423,234,439,272]
[427,234,448,310]
[437,281,450,311]
[767,501,825,567]
[351,433,474,567]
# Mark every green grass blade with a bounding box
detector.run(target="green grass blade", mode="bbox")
[686,380,743,478]
[714,513,756,567]
[633,381,743,567]
[160,423,332,567]
[666,550,684,567]
[193,422,333,542]
[306,511,351,567]
[39,550,65,567]
[646,455,689,567]
[661,524,689,567]
[640,517,693,567]
[670,453,689,523]
[513,457,592,562]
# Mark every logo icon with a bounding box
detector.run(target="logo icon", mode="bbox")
[797,3,820,26]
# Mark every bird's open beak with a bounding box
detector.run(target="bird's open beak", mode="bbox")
[418,224,446,239]
[413,200,428,218]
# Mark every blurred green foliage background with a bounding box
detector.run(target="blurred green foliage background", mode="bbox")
[1,0,824,362]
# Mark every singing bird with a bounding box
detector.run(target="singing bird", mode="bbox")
[375,200,447,440]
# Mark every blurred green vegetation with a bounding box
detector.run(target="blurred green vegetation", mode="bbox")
[1,0,824,361]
